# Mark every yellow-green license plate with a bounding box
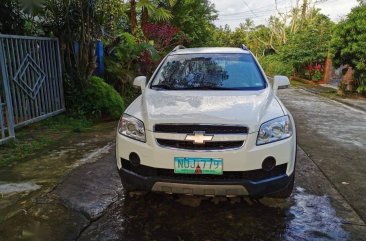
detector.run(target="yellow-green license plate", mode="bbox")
[174,157,223,175]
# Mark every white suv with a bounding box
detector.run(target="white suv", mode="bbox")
[116,46,296,198]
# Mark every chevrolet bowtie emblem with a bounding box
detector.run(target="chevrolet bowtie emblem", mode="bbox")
[185,132,213,144]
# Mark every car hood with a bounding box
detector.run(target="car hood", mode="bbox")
[128,88,284,133]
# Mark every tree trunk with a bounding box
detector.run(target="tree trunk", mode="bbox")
[301,0,307,22]
[141,7,149,37]
[130,0,137,35]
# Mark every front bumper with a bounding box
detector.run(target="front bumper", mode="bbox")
[116,131,297,173]
[118,164,294,197]
[116,125,296,197]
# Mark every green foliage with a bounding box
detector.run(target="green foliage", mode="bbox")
[82,76,125,120]
[171,0,217,47]
[137,0,175,22]
[280,12,333,75]
[97,0,128,35]
[331,4,366,93]
[356,84,366,95]
[104,32,158,104]
[312,70,323,81]
[210,7,333,80]
[0,0,24,34]
[0,115,92,167]
[258,55,293,77]
[66,76,125,120]
[105,32,142,84]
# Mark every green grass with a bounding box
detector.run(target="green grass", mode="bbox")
[290,79,312,88]
[0,115,93,167]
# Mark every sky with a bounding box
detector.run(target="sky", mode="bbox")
[211,0,359,29]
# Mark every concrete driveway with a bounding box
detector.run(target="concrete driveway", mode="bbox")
[0,87,365,241]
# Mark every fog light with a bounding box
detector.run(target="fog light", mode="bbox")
[129,152,140,166]
[262,156,276,171]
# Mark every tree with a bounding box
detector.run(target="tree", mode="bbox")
[98,0,128,35]
[240,18,254,39]
[171,0,217,47]
[331,3,366,91]
[0,0,24,34]
[139,0,176,30]
[280,11,333,78]
[44,0,117,86]
[129,0,176,36]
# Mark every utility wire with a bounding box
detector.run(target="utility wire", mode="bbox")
[240,0,258,17]
[219,7,288,20]
[220,7,280,17]
[219,0,290,17]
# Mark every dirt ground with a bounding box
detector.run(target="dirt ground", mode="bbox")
[0,87,365,241]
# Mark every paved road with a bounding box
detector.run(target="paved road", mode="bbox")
[1,88,366,241]
[74,147,366,241]
[278,88,366,222]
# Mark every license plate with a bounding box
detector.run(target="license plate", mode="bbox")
[174,157,223,175]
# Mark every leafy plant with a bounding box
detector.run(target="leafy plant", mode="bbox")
[83,76,125,120]
[171,0,217,47]
[129,0,176,36]
[356,83,366,95]
[258,55,293,77]
[312,70,323,81]
[331,4,366,95]
[305,64,323,81]
[0,0,24,34]
[142,22,185,51]
[104,32,159,103]
[280,12,333,78]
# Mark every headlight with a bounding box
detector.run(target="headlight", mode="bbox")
[118,114,146,142]
[257,116,293,145]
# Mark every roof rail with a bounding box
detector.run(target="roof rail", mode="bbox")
[241,44,249,51]
[172,45,186,52]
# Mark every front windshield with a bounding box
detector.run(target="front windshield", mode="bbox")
[150,53,266,90]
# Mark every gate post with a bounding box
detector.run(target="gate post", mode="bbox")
[0,39,15,138]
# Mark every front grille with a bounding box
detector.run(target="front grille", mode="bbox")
[154,124,248,134]
[157,139,244,150]
[122,159,287,182]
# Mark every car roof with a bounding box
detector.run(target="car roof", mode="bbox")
[170,47,250,55]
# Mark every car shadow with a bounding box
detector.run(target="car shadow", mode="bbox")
[78,186,349,241]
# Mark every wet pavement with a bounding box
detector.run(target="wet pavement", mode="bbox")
[0,122,116,240]
[1,88,366,241]
[278,88,366,222]
[75,147,365,241]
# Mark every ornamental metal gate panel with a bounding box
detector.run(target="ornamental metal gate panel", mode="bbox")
[0,34,65,144]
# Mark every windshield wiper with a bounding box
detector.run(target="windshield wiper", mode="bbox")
[151,84,242,90]
[178,86,236,90]
[151,84,173,90]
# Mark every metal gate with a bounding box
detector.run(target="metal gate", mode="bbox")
[0,34,65,144]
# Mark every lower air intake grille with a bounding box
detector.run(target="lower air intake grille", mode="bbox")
[121,159,287,182]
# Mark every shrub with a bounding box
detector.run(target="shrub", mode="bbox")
[331,5,366,88]
[258,55,293,77]
[356,83,366,95]
[312,70,323,81]
[82,76,125,120]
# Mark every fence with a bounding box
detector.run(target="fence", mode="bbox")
[0,34,65,144]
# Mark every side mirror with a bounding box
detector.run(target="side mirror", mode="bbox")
[133,76,147,92]
[273,75,290,93]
